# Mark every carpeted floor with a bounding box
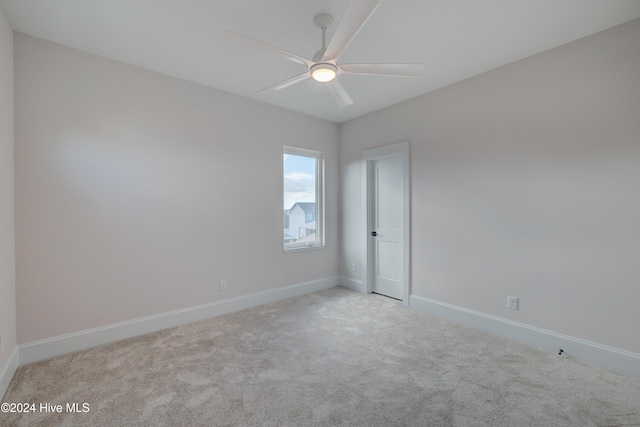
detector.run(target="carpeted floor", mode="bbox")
[2,287,640,426]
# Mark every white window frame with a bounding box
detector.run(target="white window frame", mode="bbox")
[283,146,325,252]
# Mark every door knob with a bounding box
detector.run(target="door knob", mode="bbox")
[371,231,377,236]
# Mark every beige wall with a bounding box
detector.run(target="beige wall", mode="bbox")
[340,19,640,354]
[0,4,16,379]
[14,33,339,343]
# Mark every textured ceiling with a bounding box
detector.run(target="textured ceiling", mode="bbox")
[1,0,639,123]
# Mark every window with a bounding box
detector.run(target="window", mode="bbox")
[283,146,324,250]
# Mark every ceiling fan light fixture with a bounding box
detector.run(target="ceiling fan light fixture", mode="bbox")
[310,63,338,82]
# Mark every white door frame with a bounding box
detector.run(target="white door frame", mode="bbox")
[362,141,410,306]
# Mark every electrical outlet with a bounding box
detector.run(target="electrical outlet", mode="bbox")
[508,296,519,310]
[351,263,357,272]
[219,279,227,290]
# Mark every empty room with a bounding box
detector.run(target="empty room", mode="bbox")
[1,0,640,425]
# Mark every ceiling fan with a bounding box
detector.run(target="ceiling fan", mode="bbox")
[223,0,424,108]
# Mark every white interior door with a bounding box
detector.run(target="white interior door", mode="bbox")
[371,155,403,300]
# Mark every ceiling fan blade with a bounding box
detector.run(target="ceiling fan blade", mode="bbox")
[223,30,310,66]
[326,79,353,108]
[340,63,424,77]
[256,73,310,94]
[323,0,379,62]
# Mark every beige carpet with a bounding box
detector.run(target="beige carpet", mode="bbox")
[2,287,640,426]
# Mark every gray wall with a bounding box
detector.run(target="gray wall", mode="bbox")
[0,4,15,382]
[14,34,339,343]
[9,18,640,359]
[339,19,640,354]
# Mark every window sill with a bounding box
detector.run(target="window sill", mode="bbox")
[283,244,325,253]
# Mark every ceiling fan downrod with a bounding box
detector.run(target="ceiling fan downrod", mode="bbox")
[312,14,333,63]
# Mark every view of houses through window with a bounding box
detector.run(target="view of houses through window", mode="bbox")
[283,147,323,249]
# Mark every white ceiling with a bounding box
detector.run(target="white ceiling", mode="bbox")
[1,0,639,123]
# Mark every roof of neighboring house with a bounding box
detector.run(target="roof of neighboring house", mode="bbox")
[289,202,315,213]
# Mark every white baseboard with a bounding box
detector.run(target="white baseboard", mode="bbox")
[0,348,18,400]
[338,276,365,293]
[19,277,339,366]
[410,295,640,378]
